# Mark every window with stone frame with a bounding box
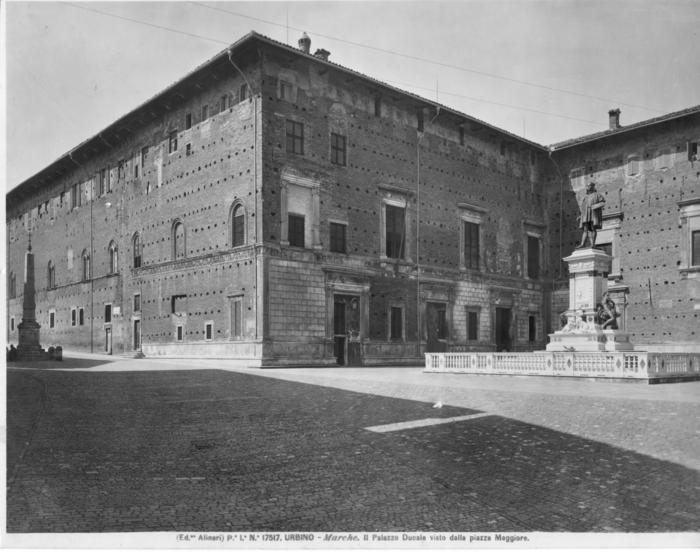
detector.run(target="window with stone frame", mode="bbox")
[331,133,346,166]
[389,306,404,340]
[230,297,243,339]
[280,81,293,101]
[385,204,406,260]
[464,221,480,270]
[466,308,479,341]
[527,235,540,280]
[173,221,186,260]
[168,131,178,154]
[232,204,245,247]
[133,233,142,268]
[79,308,84,326]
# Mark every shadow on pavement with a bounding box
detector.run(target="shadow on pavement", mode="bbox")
[6,368,700,533]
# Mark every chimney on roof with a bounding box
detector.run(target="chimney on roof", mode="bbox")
[314,48,330,62]
[298,32,311,54]
[608,108,621,130]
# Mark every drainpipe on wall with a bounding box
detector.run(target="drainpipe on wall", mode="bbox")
[227,50,259,342]
[69,152,94,353]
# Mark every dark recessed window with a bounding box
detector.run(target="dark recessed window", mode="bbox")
[528,316,537,342]
[239,84,247,103]
[467,310,479,341]
[201,104,209,122]
[134,294,141,313]
[231,299,242,338]
[500,141,506,156]
[205,323,213,341]
[169,131,178,154]
[385,204,405,259]
[220,95,228,112]
[330,222,346,253]
[288,214,305,248]
[186,143,192,156]
[79,308,84,326]
[105,304,112,324]
[417,109,424,132]
[133,234,142,268]
[185,113,192,130]
[232,205,245,247]
[50,312,55,329]
[390,307,403,339]
[374,95,381,117]
[286,120,304,154]
[280,81,293,100]
[464,221,479,270]
[331,133,346,166]
[72,309,76,327]
[527,235,540,280]
[177,326,183,342]
[459,126,465,146]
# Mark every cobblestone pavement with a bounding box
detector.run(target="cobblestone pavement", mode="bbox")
[7,355,700,533]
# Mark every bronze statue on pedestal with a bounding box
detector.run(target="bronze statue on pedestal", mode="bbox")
[576,182,605,249]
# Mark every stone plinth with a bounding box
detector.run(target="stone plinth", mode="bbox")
[547,247,635,353]
[15,245,53,361]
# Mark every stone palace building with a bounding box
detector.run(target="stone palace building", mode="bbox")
[6,31,700,366]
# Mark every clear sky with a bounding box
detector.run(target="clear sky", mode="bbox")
[6,0,700,191]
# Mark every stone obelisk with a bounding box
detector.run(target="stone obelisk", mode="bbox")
[16,239,48,360]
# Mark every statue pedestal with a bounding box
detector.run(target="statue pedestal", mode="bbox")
[547,248,634,352]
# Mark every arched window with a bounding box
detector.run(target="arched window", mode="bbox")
[47,261,56,289]
[82,250,91,281]
[109,241,118,274]
[133,233,142,268]
[173,220,186,260]
[231,203,245,247]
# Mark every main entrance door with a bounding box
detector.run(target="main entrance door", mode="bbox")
[426,302,448,353]
[133,320,141,351]
[333,295,362,366]
[495,307,512,352]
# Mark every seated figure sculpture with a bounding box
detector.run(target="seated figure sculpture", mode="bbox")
[596,292,619,330]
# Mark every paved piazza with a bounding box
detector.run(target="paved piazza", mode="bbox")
[7,354,700,533]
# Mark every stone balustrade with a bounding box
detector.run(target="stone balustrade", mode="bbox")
[425,351,700,383]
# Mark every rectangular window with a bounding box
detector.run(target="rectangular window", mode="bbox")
[79,308,84,326]
[390,307,403,340]
[331,133,346,166]
[105,304,112,323]
[500,141,506,156]
[330,222,346,253]
[527,235,540,279]
[385,204,405,259]
[233,211,245,247]
[205,322,213,341]
[528,316,537,342]
[374,95,381,117]
[71,184,78,209]
[417,109,424,132]
[280,81,293,101]
[692,230,700,266]
[459,126,465,146]
[169,131,178,154]
[134,294,141,312]
[239,84,247,103]
[464,221,480,270]
[50,312,55,329]
[658,148,671,169]
[141,147,148,168]
[134,163,139,179]
[177,325,184,342]
[570,168,584,189]
[98,169,106,196]
[688,141,698,161]
[11,317,15,332]
[220,95,228,112]
[231,300,242,338]
[60,191,65,206]
[72,309,76,326]
[288,214,305,248]
[185,113,192,130]
[467,310,479,341]
[286,120,304,154]
[628,155,640,175]
[186,143,192,156]
[201,104,209,122]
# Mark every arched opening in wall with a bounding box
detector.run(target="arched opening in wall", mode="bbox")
[81,250,91,281]
[132,233,142,268]
[109,241,118,274]
[172,220,186,260]
[47,261,56,289]
[231,202,246,247]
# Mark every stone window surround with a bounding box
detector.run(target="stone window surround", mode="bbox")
[419,281,455,344]
[679,197,700,279]
[458,203,488,272]
[323,274,370,343]
[279,171,321,249]
[379,184,414,263]
[229,200,247,249]
[522,219,545,280]
[133,292,141,313]
[204,320,214,342]
[387,301,407,342]
[104,302,112,325]
[176,323,184,342]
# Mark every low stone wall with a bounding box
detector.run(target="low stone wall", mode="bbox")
[424,351,700,383]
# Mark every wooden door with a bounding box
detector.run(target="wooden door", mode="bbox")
[426,302,448,352]
[495,307,512,352]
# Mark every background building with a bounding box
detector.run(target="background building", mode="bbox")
[6,32,699,365]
